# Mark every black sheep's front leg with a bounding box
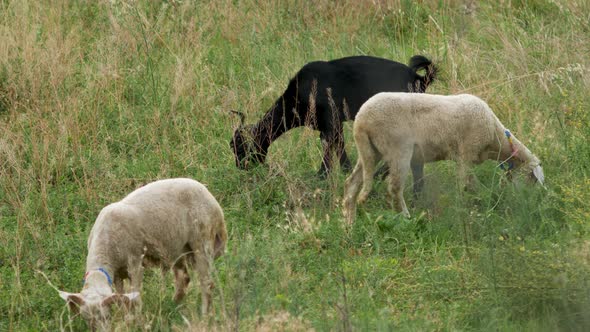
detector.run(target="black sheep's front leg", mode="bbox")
[339,147,352,172]
[318,127,350,176]
[318,131,334,177]
[335,126,352,172]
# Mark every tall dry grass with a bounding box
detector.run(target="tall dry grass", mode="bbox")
[1,0,589,330]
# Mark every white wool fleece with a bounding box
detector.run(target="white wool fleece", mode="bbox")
[344,93,544,222]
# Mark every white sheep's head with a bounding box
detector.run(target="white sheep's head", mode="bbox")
[525,156,545,186]
[501,130,545,187]
[58,289,139,330]
[507,154,545,187]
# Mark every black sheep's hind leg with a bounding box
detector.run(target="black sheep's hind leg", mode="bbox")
[317,168,329,179]
[336,132,352,172]
[317,135,333,178]
[340,149,352,172]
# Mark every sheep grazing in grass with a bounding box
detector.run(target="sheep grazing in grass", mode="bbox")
[343,93,545,223]
[58,178,227,330]
[230,55,437,176]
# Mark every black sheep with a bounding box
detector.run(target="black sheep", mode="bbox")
[230,55,437,175]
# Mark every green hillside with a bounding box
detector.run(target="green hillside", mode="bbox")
[1,0,589,330]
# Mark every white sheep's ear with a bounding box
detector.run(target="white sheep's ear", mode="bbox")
[59,291,85,313]
[532,165,545,186]
[126,291,140,302]
[58,290,71,301]
[59,290,84,304]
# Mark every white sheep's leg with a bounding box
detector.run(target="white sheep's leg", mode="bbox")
[457,159,475,191]
[173,262,191,303]
[343,161,364,225]
[194,251,213,315]
[387,155,411,218]
[359,157,378,204]
[127,257,144,293]
[411,162,424,200]
[355,132,379,204]
[114,275,125,294]
[116,257,143,313]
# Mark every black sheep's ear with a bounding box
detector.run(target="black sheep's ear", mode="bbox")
[230,110,245,127]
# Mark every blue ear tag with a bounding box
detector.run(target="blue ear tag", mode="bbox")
[500,160,514,171]
[500,129,516,171]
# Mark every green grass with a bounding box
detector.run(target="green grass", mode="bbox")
[1,0,590,330]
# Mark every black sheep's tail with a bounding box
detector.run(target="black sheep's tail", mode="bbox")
[408,55,437,92]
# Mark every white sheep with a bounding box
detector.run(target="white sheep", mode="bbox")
[58,178,227,329]
[343,92,544,223]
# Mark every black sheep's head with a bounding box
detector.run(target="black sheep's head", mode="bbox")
[230,111,266,169]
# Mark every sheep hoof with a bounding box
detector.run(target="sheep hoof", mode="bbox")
[341,162,353,173]
[347,212,356,225]
[342,209,352,224]
[173,292,185,303]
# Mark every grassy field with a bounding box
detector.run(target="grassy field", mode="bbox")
[1,0,590,330]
